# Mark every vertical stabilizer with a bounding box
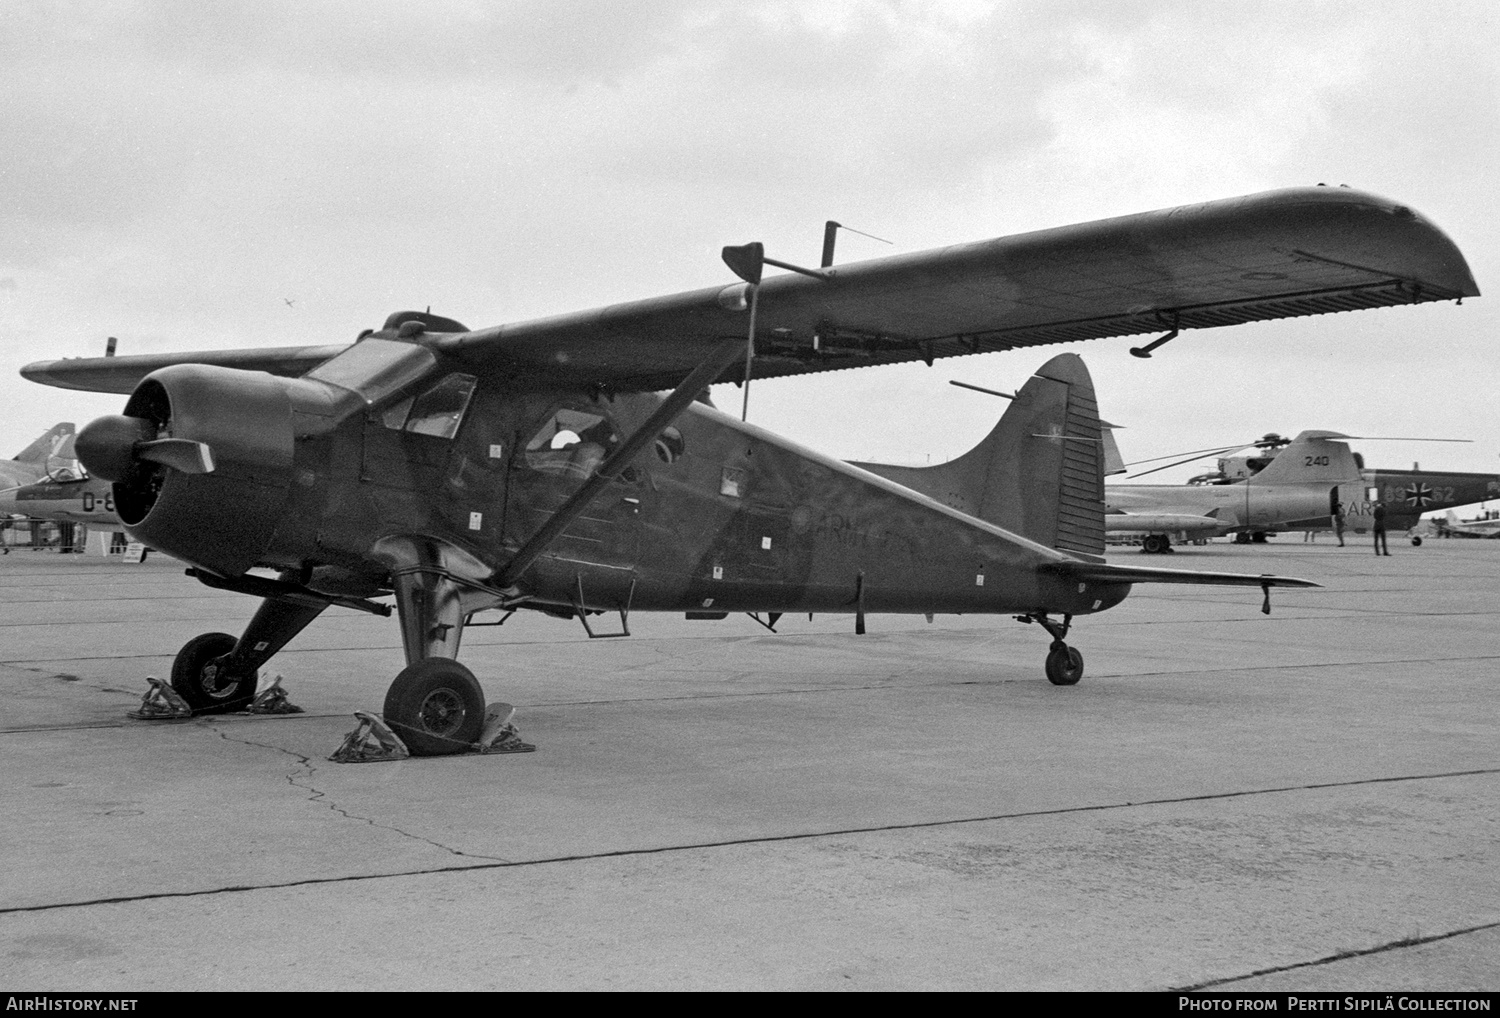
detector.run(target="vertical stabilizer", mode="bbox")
[13,422,74,464]
[1245,431,1363,486]
[852,354,1105,555]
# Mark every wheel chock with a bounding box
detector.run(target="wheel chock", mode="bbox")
[127,677,194,720]
[247,675,305,715]
[328,710,411,763]
[475,702,536,754]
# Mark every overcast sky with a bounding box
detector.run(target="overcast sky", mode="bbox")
[2,0,1497,484]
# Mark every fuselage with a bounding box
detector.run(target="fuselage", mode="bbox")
[0,474,120,527]
[1104,479,1354,535]
[1364,469,1500,530]
[129,377,1130,620]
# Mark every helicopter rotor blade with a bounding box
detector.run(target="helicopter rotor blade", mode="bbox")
[1121,444,1244,469]
[1127,447,1248,479]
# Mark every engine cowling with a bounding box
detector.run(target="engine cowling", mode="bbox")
[77,365,296,576]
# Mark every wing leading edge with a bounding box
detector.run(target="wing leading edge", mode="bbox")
[22,186,1477,395]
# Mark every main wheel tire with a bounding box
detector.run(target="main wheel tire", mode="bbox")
[382,658,485,756]
[1411,535,1423,547]
[171,632,258,714]
[1045,644,1084,686]
[1142,534,1169,554]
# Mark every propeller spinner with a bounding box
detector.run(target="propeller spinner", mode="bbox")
[76,414,215,482]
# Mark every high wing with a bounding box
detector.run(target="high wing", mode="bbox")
[22,186,1477,395]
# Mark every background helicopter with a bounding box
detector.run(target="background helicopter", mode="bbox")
[1105,431,1486,551]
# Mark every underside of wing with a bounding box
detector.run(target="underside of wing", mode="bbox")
[22,186,1477,395]
[434,186,1477,390]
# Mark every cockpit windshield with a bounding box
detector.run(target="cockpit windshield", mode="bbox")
[379,373,478,440]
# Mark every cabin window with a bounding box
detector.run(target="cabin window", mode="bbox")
[524,408,620,477]
[382,374,477,439]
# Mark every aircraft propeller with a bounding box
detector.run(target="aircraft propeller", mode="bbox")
[76,414,215,483]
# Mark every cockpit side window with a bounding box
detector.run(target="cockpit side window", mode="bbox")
[381,374,478,439]
[523,408,620,477]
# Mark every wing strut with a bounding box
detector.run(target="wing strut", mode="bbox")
[495,338,747,588]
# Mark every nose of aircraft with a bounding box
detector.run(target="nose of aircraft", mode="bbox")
[76,414,156,482]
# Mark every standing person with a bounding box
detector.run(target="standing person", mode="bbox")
[1373,501,1390,556]
[1333,499,1346,547]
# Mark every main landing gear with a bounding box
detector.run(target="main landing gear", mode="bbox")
[1016,612,1084,686]
[1140,534,1173,554]
[172,558,490,755]
[382,658,485,756]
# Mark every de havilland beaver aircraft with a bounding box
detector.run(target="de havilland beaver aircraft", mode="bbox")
[22,186,1478,755]
[1104,432,1496,551]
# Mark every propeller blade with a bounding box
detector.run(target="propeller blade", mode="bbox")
[136,439,216,475]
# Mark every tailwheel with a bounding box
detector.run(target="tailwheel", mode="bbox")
[1411,535,1423,547]
[382,658,485,756]
[171,632,259,714]
[1044,641,1084,686]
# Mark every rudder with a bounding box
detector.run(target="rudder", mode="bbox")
[853,354,1105,555]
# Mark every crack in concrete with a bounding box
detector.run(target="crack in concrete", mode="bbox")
[1174,918,1500,990]
[3,764,1495,918]
[205,722,510,865]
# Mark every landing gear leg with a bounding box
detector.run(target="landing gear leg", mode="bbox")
[1017,612,1084,686]
[383,567,484,755]
[171,587,327,714]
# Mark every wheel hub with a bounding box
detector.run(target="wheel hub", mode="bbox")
[199,660,238,700]
[416,688,467,737]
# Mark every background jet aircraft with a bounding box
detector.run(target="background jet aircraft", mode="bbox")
[1105,432,1369,551]
[0,473,121,529]
[0,423,75,489]
[1106,432,1496,551]
[24,186,1478,756]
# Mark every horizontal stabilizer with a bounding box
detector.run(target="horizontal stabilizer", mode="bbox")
[1054,562,1319,589]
